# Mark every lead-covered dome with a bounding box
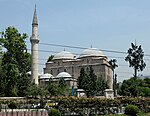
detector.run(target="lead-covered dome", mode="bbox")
[53,51,75,60]
[39,73,54,79]
[56,72,72,78]
[79,48,104,58]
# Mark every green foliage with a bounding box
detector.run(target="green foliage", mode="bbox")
[79,66,97,97]
[51,97,150,115]
[125,43,146,77]
[109,59,118,71]
[78,67,108,97]
[78,68,86,89]
[46,78,59,97]
[8,101,17,109]
[85,66,97,97]
[0,26,31,96]
[58,77,70,96]
[26,84,48,98]
[47,55,54,62]
[125,104,139,115]
[17,74,31,96]
[48,109,62,116]
[26,84,39,97]
[59,77,67,88]
[96,76,108,95]
[119,77,150,97]
[0,97,150,115]
[0,45,3,73]
[109,59,118,97]
[46,77,70,97]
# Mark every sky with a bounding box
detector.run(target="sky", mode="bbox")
[1,0,150,82]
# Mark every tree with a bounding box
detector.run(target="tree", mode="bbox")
[46,78,59,97]
[47,55,54,62]
[0,45,4,96]
[0,26,31,96]
[0,45,3,73]
[17,73,31,96]
[26,83,41,98]
[78,66,97,97]
[96,75,108,95]
[77,68,87,89]
[109,59,118,96]
[125,43,146,77]
[87,66,97,96]
[119,77,150,97]
[119,77,139,97]
[58,77,69,96]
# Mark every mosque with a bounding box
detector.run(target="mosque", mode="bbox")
[40,48,113,90]
[30,6,113,94]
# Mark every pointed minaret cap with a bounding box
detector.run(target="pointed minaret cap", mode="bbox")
[32,5,38,25]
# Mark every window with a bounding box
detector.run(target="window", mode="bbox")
[57,69,60,74]
[87,59,89,63]
[51,70,53,74]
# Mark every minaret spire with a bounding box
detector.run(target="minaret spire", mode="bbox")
[30,5,39,85]
[32,5,38,25]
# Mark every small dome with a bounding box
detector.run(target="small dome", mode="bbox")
[56,72,72,78]
[27,71,31,75]
[80,48,104,58]
[53,51,75,60]
[40,73,54,79]
[27,71,41,76]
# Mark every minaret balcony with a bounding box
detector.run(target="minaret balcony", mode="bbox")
[30,37,39,43]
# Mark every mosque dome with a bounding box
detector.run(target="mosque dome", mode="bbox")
[79,48,105,58]
[39,73,54,79]
[56,72,72,78]
[53,51,75,60]
[27,71,31,75]
[27,71,41,76]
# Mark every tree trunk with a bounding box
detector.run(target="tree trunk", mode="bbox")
[113,70,116,97]
[134,67,137,78]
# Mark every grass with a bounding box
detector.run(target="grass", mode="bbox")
[99,112,150,116]
[138,112,150,116]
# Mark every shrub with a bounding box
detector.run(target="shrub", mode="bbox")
[8,101,17,109]
[125,104,140,116]
[48,109,62,116]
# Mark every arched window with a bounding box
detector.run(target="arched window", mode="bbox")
[57,69,60,74]
[51,70,53,75]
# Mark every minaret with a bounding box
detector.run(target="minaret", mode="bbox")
[30,6,39,85]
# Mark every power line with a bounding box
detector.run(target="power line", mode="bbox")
[26,41,150,75]
[28,49,150,61]
[39,42,127,54]
[26,40,150,56]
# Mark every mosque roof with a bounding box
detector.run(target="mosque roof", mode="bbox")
[56,72,72,78]
[53,51,75,60]
[79,48,105,58]
[27,71,41,76]
[39,73,54,79]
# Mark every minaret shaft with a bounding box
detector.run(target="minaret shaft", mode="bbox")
[32,26,38,37]
[30,6,39,85]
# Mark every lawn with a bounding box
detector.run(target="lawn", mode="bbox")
[101,112,150,116]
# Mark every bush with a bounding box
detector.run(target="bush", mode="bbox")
[8,101,17,109]
[125,104,140,116]
[48,109,62,116]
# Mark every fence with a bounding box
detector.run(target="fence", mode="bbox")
[0,97,150,116]
[0,109,48,116]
